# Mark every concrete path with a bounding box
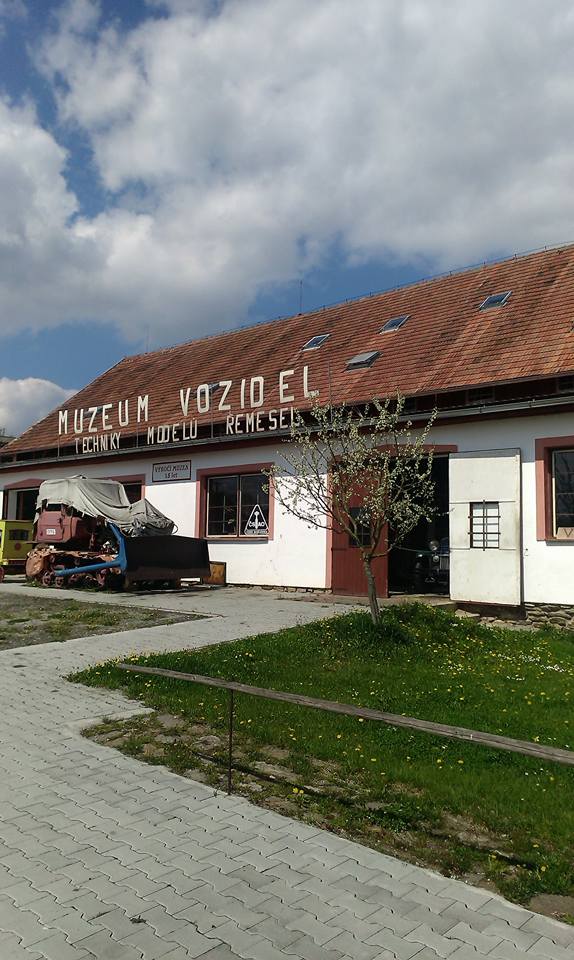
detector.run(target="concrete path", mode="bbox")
[0,578,453,616]
[0,585,572,960]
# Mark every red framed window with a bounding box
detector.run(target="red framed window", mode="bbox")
[197,463,274,540]
[109,475,145,503]
[1,481,43,521]
[536,436,574,540]
[551,449,574,539]
[207,474,269,537]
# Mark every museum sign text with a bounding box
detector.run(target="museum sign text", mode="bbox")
[58,366,318,455]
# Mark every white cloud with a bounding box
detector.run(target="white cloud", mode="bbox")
[0,97,107,331]
[2,0,574,343]
[0,377,76,436]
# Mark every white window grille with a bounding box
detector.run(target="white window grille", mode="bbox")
[470,501,500,549]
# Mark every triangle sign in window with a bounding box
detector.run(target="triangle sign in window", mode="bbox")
[244,504,269,535]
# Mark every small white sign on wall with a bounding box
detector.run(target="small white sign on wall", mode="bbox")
[152,460,192,483]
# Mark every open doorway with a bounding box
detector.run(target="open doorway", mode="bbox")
[329,455,450,598]
[3,487,39,522]
[388,455,450,594]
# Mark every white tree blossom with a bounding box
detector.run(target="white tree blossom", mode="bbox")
[268,397,436,623]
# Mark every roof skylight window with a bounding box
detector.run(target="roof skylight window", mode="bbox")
[381,314,409,333]
[302,334,330,350]
[479,291,511,310]
[346,351,380,370]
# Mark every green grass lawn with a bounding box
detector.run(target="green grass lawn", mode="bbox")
[72,604,574,908]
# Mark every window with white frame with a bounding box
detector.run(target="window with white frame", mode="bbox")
[552,449,574,538]
[206,473,269,538]
[470,501,500,549]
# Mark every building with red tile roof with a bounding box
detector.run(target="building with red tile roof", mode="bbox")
[2,243,574,616]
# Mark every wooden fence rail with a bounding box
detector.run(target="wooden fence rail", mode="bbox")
[117,662,574,793]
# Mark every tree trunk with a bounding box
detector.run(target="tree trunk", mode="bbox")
[363,556,381,625]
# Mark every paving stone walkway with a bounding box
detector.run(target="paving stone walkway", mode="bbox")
[0,583,572,960]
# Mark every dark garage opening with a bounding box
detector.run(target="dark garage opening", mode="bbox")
[388,455,450,594]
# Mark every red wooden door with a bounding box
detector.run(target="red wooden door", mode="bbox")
[331,502,388,597]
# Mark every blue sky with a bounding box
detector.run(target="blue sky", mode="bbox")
[1,0,574,432]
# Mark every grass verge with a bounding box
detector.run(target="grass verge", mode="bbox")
[71,603,574,912]
[0,594,202,647]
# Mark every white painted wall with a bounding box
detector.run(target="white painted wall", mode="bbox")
[0,445,328,590]
[429,411,574,605]
[160,445,327,590]
[2,409,574,600]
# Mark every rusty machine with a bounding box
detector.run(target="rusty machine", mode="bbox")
[26,477,210,589]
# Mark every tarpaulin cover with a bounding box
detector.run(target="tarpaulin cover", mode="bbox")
[35,476,175,537]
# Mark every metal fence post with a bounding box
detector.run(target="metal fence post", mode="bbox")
[227,688,234,794]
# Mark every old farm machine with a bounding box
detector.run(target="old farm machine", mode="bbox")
[0,520,35,582]
[25,477,210,589]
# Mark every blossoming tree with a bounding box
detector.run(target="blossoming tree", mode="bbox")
[267,397,437,624]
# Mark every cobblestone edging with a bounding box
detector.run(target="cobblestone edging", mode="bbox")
[458,601,574,629]
[525,602,574,628]
[229,582,330,594]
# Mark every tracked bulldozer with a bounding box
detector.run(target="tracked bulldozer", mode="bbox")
[26,476,210,590]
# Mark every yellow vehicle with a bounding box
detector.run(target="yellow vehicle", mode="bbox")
[0,520,34,581]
